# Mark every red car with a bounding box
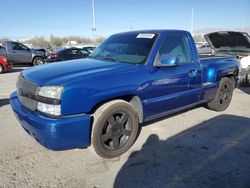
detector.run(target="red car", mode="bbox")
[0,56,11,73]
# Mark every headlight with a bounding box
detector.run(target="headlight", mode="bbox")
[37,102,61,116]
[37,86,63,116]
[38,86,63,99]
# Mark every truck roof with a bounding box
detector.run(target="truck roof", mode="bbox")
[2,41,14,43]
[114,29,190,35]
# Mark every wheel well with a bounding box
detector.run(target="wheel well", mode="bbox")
[223,74,236,87]
[90,95,144,123]
[32,56,44,62]
[225,74,235,79]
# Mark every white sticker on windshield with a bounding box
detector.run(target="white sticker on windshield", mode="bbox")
[136,33,155,39]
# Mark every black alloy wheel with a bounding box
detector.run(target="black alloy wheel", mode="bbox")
[207,77,234,111]
[92,100,139,158]
[218,82,231,108]
[101,111,132,151]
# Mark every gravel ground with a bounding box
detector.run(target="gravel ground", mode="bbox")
[0,67,250,188]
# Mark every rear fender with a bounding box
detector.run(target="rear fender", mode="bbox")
[205,57,239,84]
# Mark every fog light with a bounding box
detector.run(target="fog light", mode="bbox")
[37,102,61,116]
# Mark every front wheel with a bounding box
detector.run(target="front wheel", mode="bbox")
[206,77,234,111]
[91,100,139,158]
[0,64,3,73]
[33,57,45,66]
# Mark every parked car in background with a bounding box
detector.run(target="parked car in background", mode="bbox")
[47,48,90,62]
[0,56,11,73]
[10,30,239,158]
[205,31,250,86]
[198,43,212,54]
[0,41,46,66]
[32,48,47,53]
[82,46,96,53]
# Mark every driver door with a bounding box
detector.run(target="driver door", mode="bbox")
[144,33,201,120]
[9,42,32,64]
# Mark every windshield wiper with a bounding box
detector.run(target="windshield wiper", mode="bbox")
[102,55,120,62]
[88,55,120,63]
[88,55,97,59]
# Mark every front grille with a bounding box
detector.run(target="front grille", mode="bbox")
[18,95,37,111]
[16,76,38,111]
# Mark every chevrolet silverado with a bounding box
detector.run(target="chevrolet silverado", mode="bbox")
[10,30,239,158]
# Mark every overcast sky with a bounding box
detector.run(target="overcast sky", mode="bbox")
[1,0,250,39]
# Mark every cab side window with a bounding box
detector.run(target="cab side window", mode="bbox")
[67,49,80,55]
[159,35,192,64]
[80,49,90,56]
[11,43,29,51]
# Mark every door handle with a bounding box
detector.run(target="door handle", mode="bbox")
[189,70,198,77]
[12,51,16,53]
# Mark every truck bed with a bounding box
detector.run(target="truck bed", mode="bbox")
[200,55,238,84]
[199,54,233,59]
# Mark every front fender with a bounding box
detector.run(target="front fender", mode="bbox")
[61,86,138,116]
[60,66,148,116]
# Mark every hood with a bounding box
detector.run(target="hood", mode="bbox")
[31,49,46,56]
[22,58,137,86]
[204,31,250,54]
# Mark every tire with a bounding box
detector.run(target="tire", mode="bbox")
[207,77,234,111]
[243,68,250,86]
[0,64,3,74]
[91,100,139,158]
[33,57,45,66]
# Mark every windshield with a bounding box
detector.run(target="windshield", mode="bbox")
[89,33,158,64]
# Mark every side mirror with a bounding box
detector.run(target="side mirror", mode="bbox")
[155,54,179,67]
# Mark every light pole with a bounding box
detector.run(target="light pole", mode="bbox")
[91,0,96,44]
[241,17,245,32]
[191,8,194,36]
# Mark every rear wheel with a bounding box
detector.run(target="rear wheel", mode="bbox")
[33,57,45,66]
[207,77,234,111]
[91,100,139,158]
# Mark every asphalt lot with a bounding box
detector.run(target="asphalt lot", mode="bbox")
[0,67,250,188]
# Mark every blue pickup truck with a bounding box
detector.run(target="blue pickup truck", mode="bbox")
[10,30,239,158]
